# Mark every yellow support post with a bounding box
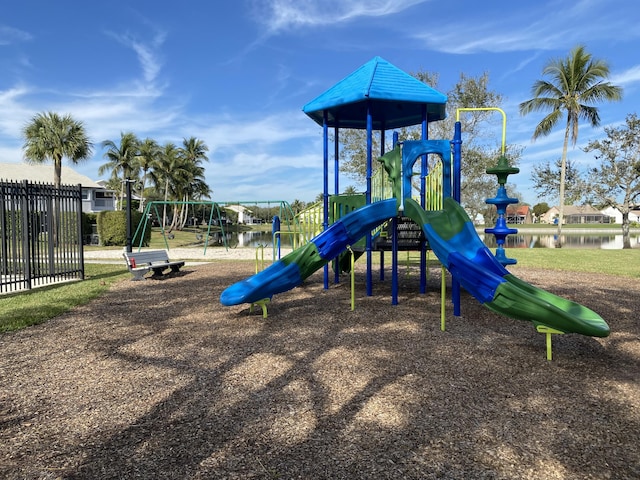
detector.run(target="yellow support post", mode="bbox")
[440,265,446,331]
[250,298,270,319]
[456,107,507,156]
[536,325,564,361]
[347,245,355,311]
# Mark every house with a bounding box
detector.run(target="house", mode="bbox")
[540,206,561,224]
[564,205,611,224]
[600,206,640,224]
[540,205,611,224]
[223,204,255,224]
[0,162,115,213]
[505,205,533,224]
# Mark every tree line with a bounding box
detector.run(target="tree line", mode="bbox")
[336,45,637,247]
[20,45,639,247]
[22,113,211,232]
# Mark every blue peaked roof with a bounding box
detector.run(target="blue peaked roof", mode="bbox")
[303,56,447,129]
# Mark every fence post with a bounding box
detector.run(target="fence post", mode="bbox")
[76,184,85,279]
[20,180,31,290]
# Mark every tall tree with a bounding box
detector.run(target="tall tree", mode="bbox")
[290,199,306,214]
[174,137,210,229]
[181,136,209,167]
[137,137,160,212]
[337,71,520,222]
[584,113,640,248]
[530,157,586,205]
[22,111,92,245]
[519,45,622,246]
[22,111,92,189]
[152,142,188,232]
[532,202,550,222]
[99,132,141,210]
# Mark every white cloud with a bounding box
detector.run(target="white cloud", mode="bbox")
[610,65,640,88]
[0,25,32,45]
[254,0,429,33]
[413,0,640,54]
[0,85,33,139]
[104,27,166,85]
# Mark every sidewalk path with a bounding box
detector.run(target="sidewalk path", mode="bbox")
[83,246,294,264]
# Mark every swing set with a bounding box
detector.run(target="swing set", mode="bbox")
[131,199,300,255]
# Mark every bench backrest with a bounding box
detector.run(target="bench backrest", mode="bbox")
[124,250,170,265]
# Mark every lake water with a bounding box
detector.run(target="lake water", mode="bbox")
[210,229,640,250]
[481,232,640,249]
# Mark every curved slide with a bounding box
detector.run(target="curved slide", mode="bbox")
[221,198,610,338]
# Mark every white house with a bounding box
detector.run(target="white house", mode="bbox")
[0,162,115,213]
[600,206,640,224]
[223,204,255,224]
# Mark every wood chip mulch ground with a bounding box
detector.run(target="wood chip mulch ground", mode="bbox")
[0,260,638,479]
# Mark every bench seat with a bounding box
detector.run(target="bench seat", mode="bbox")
[123,250,185,281]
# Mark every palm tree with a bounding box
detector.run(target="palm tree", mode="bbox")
[181,136,209,167]
[99,132,140,210]
[176,137,210,228]
[22,111,93,189]
[152,142,185,232]
[137,138,160,212]
[22,112,92,245]
[519,45,622,246]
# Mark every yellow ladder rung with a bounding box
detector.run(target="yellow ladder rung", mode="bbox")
[536,325,564,361]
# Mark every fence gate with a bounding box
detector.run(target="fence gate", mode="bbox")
[1,179,84,294]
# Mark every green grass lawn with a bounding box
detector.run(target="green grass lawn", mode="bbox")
[0,264,128,333]
[2,248,638,333]
[507,248,640,277]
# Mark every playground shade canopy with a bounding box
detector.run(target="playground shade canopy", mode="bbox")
[302,56,447,130]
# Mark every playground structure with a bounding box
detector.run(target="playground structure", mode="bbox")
[220,57,609,349]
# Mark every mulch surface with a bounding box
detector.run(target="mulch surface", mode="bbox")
[0,261,638,479]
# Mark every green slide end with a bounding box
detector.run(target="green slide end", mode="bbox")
[488,274,610,337]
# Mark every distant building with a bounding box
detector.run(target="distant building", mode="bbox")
[223,204,254,224]
[600,206,640,224]
[505,205,532,224]
[540,205,611,224]
[539,206,557,224]
[0,162,115,214]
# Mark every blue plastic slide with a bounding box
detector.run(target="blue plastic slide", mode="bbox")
[220,199,397,306]
[221,198,609,338]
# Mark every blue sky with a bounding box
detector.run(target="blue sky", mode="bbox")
[1,0,639,205]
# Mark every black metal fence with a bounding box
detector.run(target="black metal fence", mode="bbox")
[1,179,84,294]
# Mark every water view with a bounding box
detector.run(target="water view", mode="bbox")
[481,232,640,249]
[209,230,640,250]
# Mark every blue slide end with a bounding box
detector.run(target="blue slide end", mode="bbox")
[220,199,397,306]
[220,260,303,306]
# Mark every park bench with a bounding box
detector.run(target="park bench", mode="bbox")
[123,250,185,281]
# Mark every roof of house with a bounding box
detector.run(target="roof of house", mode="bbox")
[0,162,103,188]
[563,205,603,216]
[302,56,447,129]
[506,205,530,216]
[223,205,252,214]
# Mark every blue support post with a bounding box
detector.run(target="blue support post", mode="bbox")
[366,106,373,296]
[334,125,340,285]
[451,122,463,316]
[420,105,428,295]
[323,111,329,290]
[391,216,398,305]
